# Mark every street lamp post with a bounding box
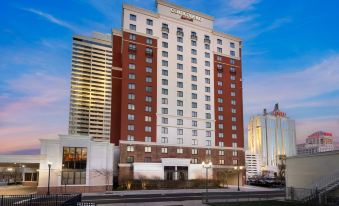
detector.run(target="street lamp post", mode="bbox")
[234,163,243,191]
[202,161,212,203]
[47,162,52,195]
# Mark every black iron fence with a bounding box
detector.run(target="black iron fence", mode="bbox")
[0,194,82,206]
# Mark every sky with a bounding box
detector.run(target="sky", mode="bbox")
[1,0,339,154]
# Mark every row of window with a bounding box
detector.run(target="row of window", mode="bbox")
[126,156,238,165]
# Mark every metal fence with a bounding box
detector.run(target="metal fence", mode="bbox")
[0,194,82,206]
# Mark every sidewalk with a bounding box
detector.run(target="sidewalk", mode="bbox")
[99,200,207,206]
[83,185,283,196]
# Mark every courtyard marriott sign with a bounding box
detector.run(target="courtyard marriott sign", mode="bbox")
[170,8,202,22]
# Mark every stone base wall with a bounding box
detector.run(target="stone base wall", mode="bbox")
[22,181,38,187]
[37,185,111,194]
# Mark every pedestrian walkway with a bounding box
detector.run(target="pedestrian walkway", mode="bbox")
[83,185,282,197]
[98,199,207,206]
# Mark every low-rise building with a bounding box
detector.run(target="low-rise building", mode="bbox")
[296,131,335,155]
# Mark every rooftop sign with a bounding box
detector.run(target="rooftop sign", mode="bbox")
[170,8,202,22]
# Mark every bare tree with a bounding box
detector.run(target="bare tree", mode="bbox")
[92,169,114,191]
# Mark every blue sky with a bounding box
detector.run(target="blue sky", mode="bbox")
[1,0,339,154]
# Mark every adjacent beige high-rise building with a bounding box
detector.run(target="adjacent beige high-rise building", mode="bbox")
[68,32,112,140]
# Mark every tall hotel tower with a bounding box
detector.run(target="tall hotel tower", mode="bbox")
[247,104,296,175]
[69,33,113,140]
[111,0,244,182]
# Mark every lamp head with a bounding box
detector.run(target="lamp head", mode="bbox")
[240,166,243,170]
[47,161,52,166]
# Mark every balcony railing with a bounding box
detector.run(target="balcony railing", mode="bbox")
[176,31,184,37]
[204,38,211,44]
[162,27,169,33]
[191,35,198,40]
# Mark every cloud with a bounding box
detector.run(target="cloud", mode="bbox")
[215,15,256,29]
[228,0,260,11]
[0,73,68,154]
[21,8,78,32]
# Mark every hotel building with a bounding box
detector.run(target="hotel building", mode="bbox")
[247,104,296,175]
[111,0,245,182]
[68,32,113,140]
[297,131,335,155]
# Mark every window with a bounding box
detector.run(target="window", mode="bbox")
[218,115,223,120]
[146,76,152,82]
[162,117,168,124]
[177,100,183,106]
[162,98,168,104]
[231,83,236,88]
[205,69,210,75]
[205,87,210,93]
[162,88,168,95]
[232,142,237,148]
[146,28,153,35]
[191,66,197,72]
[162,32,168,38]
[145,146,151,153]
[231,100,236,105]
[231,108,237,113]
[218,81,223,86]
[219,150,224,156]
[62,147,87,185]
[191,58,197,64]
[177,138,183,144]
[177,148,183,154]
[128,104,135,110]
[128,93,135,100]
[218,90,223,94]
[217,47,222,53]
[162,69,168,76]
[230,51,235,56]
[145,106,152,112]
[161,148,168,153]
[206,113,211,119]
[192,159,198,164]
[129,34,136,40]
[177,45,183,52]
[232,134,237,139]
[230,42,235,48]
[191,49,197,55]
[162,51,168,57]
[127,135,134,141]
[129,63,135,70]
[177,110,183,116]
[162,79,168,85]
[145,136,152,142]
[191,75,197,81]
[146,19,153,26]
[217,55,222,61]
[162,60,168,67]
[219,159,225,165]
[177,72,183,79]
[231,92,236,96]
[162,108,168,114]
[206,131,211,137]
[145,86,152,93]
[129,24,136,31]
[129,54,136,60]
[129,14,136,21]
[205,78,210,84]
[206,140,211,146]
[128,73,135,79]
[191,84,197,90]
[128,83,135,90]
[206,149,211,155]
[161,127,168,134]
[146,38,153,45]
[217,39,222,45]
[177,37,183,43]
[192,121,197,127]
[192,102,197,108]
[192,130,198,136]
[230,59,235,64]
[126,156,134,163]
[144,157,152,162]
[145,116,152,122]
[177,63,183,70]
[192,111,197,117]
[218,124,224,129]
[232,125,237,130]
[218,133,224,138]
[128,125,135,131]
[162,42,168,48]
[177,54,183,61]
[177,119,183,125]
[205,44,210,50]
[205,104,211,110]
[205,52,210,58]
[161,137,168,143]
[233,150,238,156]
[177,129,183,135]
[206,122,211,128]
[218,98,223,103]
[192,93,197,99]
[230,75,236,80]
[192,148,198,155]
[191,40,197,46]
[146,66,152,73]
[127,146,134,152]
[233,159,238,165]
[177,91,183,97]
[145,96,152,102]
[205,61,210,67]
[219,142,224,147]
